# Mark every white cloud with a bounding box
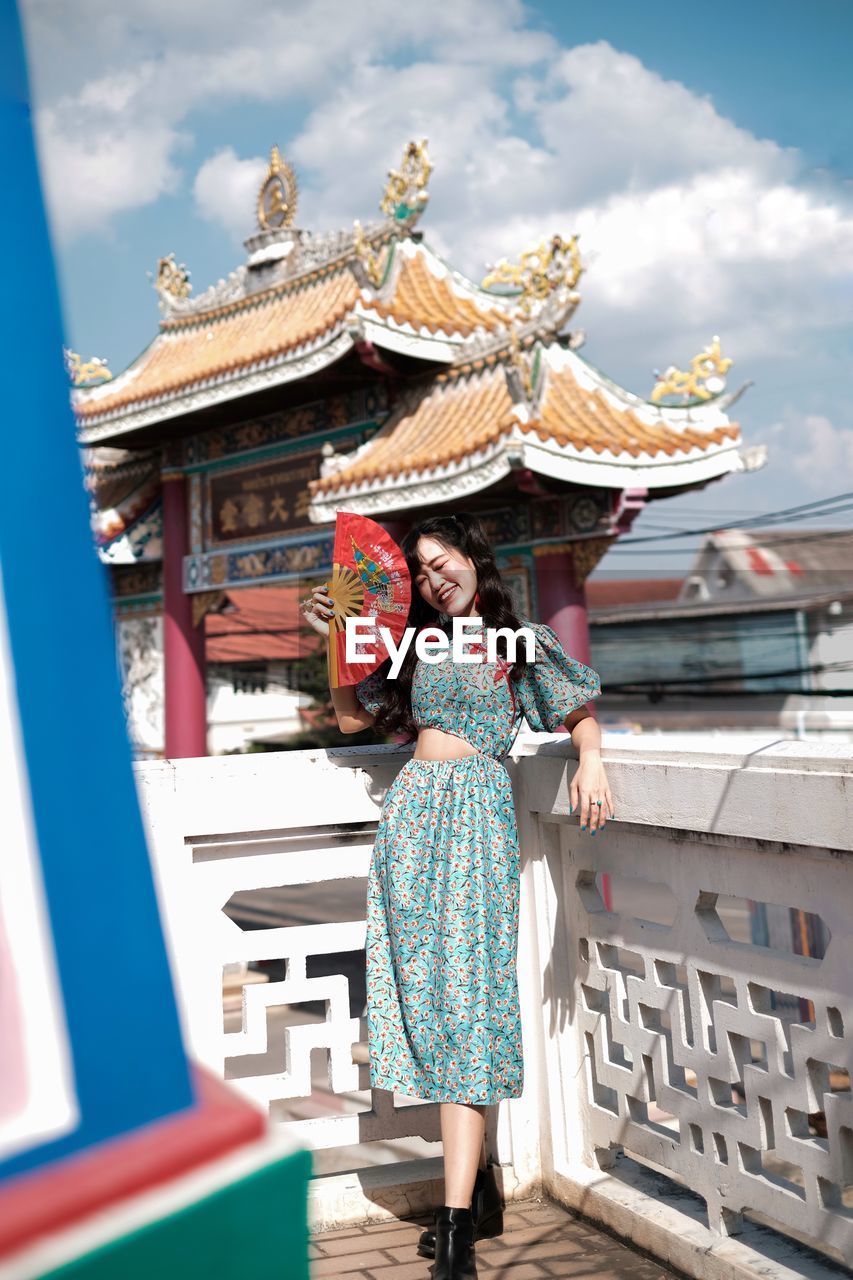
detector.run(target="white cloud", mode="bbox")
[277,37,853,372]
[787,414,853,488]
[22,0,552,242]
[37,110,187,239]
[524,42,797,202]
[193,147,266,240]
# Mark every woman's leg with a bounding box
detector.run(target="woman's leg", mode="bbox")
[440,1101,486,1207]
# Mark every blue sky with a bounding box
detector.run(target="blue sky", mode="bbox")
[19,0,853,571]
[536,1,853,175]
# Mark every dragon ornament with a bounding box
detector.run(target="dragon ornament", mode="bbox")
[482,233,583,323]
[651,336,732,404]
[64,348,113,386]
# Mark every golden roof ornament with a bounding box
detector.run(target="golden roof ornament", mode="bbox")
[506,328,536,405]
[651,335,732,404]
[257,144,299,231]
[353,220,387,287]
[64,348,113,386]
[380,139,432,226]
[482,234,583,320]
[154,252,192,299]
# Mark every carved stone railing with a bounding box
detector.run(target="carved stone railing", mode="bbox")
[515,738,852,1279]
[137,737,852,1278]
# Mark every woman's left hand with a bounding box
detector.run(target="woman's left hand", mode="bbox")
[570,753,613,834]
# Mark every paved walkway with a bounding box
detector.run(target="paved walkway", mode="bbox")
[311,1197,680,1279]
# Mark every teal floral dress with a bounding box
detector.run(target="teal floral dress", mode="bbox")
[355,620,601,1105]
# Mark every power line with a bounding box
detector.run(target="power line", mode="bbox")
[593,629,829,644]
[600,657,853,689]
[625,506,850,532]
[603,685,853,699]
[616,492,853,546]
[606,526,853,554]
[613,515,853,549]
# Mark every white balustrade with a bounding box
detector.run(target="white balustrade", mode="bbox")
[137,737,853,1278]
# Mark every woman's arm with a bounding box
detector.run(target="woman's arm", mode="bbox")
[300,584,377,735]
[331,685,377,735]
[565,707,612,834]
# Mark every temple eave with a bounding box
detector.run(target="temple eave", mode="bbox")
[307,429,746,523]
[73,322,482,447]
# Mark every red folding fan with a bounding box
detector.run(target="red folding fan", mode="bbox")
[325,511,411,688]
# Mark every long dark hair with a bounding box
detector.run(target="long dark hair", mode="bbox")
[370,511,529,739]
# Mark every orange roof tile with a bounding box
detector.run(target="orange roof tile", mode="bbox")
[364,250,506,336]
[74,242,509,425]
[586,579,683,608]
[76,266,360,421]
[535,365,741,459]
[312,364,517,492]
[310,350,741,496]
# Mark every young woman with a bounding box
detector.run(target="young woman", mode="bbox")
[302,512,611,1280]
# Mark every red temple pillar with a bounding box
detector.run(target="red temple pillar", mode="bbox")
[162,474,207,758]
[534,544,592,662]
[534,543,596,725]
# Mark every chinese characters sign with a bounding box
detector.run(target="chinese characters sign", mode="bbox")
[206,443,357,547]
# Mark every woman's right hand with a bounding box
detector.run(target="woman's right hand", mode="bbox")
[300,583,334,638]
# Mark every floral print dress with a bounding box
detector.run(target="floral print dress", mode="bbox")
[355,620,601,1105]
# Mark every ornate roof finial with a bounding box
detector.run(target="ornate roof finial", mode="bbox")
[257,144,299,231]
[482,234,583,330]
[380,139,432,227]
[153,252,192,300]
[505,328,544,416]
[352,220,387,287]
[651,335,732,404]
[64,348,113,386]
[507,328,535,402]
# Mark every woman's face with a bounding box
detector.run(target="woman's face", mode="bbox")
[412,535,478,617]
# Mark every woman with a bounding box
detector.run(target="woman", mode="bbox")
[302,512,611,1280]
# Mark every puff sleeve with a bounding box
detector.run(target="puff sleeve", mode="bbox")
[354,665,389,716]
[514,622,601,732]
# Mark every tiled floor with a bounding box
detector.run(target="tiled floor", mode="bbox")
[311,1197,680,1279]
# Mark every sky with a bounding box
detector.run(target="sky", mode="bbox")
[18,0,853,575]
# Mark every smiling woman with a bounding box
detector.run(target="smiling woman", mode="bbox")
[301,510,609,1277]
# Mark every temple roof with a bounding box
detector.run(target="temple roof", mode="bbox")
[73,237,512,443]
[72,140,766,512]
[308,340,753,520]
[83,446,163,563]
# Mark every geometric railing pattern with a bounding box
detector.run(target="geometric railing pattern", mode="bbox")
[555,819,852,1268]
[193,817,441,1165]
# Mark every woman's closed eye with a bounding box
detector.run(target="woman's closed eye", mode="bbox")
[415,560,448,588]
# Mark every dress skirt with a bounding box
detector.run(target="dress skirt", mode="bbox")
[365,752,524,1104]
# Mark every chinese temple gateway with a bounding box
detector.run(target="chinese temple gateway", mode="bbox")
[73,141,765,757]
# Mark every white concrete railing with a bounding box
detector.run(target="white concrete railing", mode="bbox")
[138,736,853,1280]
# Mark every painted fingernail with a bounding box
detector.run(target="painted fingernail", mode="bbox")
[591,829,597,836]
[580,824,586,830]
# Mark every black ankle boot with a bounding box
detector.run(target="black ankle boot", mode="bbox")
[431,1205,477,1280]
[417,1164,503,1259]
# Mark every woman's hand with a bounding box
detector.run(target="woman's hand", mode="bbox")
[570,751,613,834]
[566,709,612,834]
[300,583,333,638]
